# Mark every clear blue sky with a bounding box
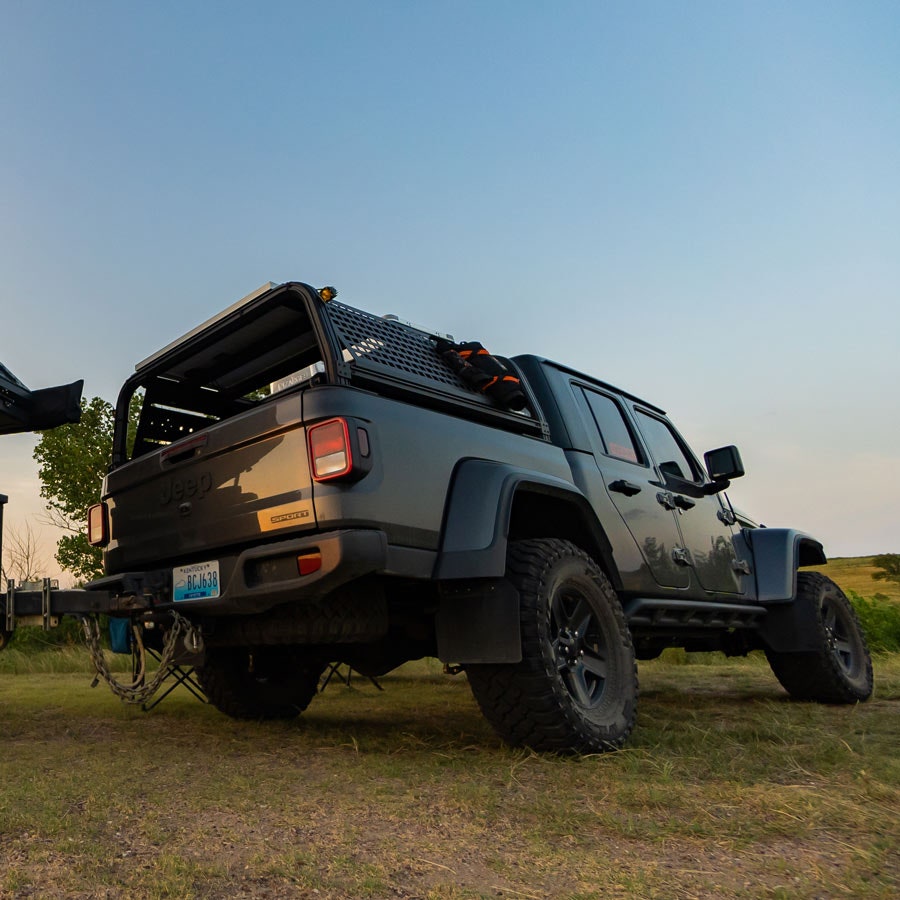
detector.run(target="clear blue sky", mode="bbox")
[1,1,898,576]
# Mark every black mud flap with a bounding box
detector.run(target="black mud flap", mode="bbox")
[435,579,522,664]
[757,600,822,653]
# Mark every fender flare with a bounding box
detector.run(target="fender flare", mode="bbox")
[749,528,828,653]
[433,458,613,581]
[433,458,615,664]
[746,528,826,604]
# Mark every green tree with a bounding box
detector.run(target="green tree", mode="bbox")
[33,395,140,582]
[872,553,900,587]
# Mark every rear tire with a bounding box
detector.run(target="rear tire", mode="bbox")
[196,646,326,720]
[765,573,873,703]
[465,538,638,753]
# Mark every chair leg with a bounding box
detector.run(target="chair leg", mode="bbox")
[141,648,208,711]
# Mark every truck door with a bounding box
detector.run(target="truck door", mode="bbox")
[579,388,690,590]
[631,409,744,595]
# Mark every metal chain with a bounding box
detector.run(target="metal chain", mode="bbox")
[82,611,198,706]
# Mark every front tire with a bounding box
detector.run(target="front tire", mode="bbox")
[196,646,326,720]
[765,572,873,703]
[465,538,638,753]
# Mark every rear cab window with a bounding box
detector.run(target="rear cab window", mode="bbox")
[580,388,645,465]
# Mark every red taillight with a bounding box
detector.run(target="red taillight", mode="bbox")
[308,418,352,480]
[307,418,372,482]
[87,503,109,546]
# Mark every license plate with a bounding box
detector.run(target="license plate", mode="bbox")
[173,560,220,602]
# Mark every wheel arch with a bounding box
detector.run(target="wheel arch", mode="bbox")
[506,485,621,591]
[747,527,827,604]
[433,459,620,589]
[433,461,620,667]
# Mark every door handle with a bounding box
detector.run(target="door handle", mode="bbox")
[673,495,696,510]
[671,547,692,566]
[609,479,642,497]
[656,491,677,510]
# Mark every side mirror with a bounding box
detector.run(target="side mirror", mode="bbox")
[704,445,745,483]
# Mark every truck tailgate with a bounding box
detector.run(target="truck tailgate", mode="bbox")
[103,394,316,572]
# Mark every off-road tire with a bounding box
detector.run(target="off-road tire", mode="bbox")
[765,572,873,703]
[196,646,327,720]
[465,538,638,753]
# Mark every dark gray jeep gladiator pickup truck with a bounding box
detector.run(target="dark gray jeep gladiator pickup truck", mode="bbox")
[81,280,873,751]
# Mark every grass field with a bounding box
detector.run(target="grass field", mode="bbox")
[1,654,898,900]
[808,557,900,603]
[1,555,896,898]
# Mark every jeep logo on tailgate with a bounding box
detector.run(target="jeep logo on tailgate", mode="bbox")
[161,471,213,505]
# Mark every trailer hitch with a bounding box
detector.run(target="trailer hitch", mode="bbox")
[82,609,205,707]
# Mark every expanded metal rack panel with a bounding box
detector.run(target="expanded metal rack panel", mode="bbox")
[324,301,546,438]
[326,302,470,390]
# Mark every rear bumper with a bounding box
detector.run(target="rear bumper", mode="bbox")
[87,529,389,616]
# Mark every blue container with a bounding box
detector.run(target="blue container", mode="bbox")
[109,618,132,654]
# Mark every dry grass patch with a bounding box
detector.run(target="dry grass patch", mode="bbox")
[808,557,900,604]
[0,654,897,899]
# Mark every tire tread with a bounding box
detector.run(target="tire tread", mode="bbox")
[765,572,873,704]
[196,647,325,720]
[466,538,637,752]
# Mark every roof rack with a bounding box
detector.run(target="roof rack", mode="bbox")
[324,301,548,439]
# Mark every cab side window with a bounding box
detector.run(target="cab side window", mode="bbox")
[583,389,643,465]
[635,411,701,483]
